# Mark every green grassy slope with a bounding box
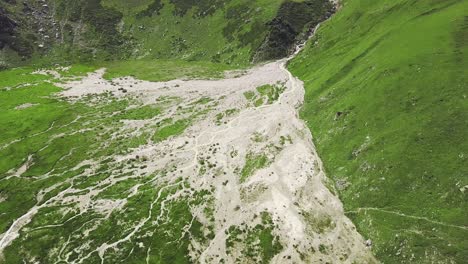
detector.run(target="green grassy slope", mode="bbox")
[99,0,284,65]
[1,0,332,67]
[289,0,468,263]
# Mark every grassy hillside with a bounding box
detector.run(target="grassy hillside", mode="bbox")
[0,0,333,68]
[289,0,468,263]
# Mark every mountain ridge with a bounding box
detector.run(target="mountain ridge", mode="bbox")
[0,0,334,68]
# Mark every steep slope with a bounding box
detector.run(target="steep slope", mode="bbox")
[289,0,468,263]
[0,0,333,67]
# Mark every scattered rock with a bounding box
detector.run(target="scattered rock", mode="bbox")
[334,111,345,120]
[15,103,38,110]
[336,179,350,191]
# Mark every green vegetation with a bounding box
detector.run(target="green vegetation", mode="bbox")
[119,105,162,120]
[279,135,292,146]
[225,212,283,263]
[215,108,238,125]
[1,0,332,68]
[302,211,335,234]
[243,91,256,101]
[150,96,218,143]
[251,132,267,143]
[58,64,99,78]
[289,0,468,262]
[256,83,286,104]
[240,153,270,182]
[104,0,286,65]
[243,83,286,107]
[152,118,190,143]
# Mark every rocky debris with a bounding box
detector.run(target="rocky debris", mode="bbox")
[14,103,38,110]
[335,111,344,120]
[334,109,352,120]
[253,0,336,62]
[458,184,468,193]
[0,7,18,49]
[0,0,58,57]
[1,0,129,65]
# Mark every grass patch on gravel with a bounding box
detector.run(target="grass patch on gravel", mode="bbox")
[152,118,191,143]
[225,212,283,263]
[256,83,286,104]
[102,59,237,82]
[243,83,286,107]
[240,153,270,182]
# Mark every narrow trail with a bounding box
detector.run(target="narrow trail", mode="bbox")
[347,207,468,231]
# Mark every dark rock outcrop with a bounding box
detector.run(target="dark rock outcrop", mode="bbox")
[253,0,335,62]
[0,7,17,49]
